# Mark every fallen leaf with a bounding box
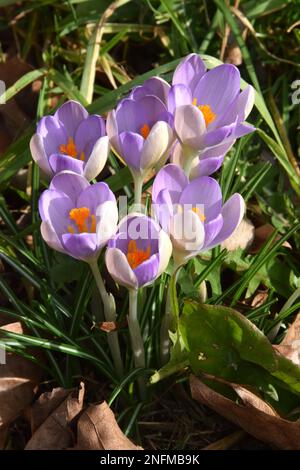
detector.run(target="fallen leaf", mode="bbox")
[251,291,268,308]
[190,374,300,450]
[250,224,292,253]
[202,430,245,450]
[274,313,300,365]
[221,217,255,251]
[29,387,71,434]
[76,401,142,450]
[225,44,242,65]
[0,322,41,429]
[25,383,85,450]
[99,321,118,332]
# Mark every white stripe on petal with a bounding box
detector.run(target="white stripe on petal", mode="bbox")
[84,135,110,181]
[157,229,172,277]
[40,220,65,254]
[140,121,174,171]
[96,200,118,247]
[30,133,52,175]
[106,247,138,290]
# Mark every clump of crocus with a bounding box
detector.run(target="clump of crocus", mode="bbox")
[107,94,174,203]
[152,164,245,267]
[39,171,118,261]
[106,214,172,290]
[30,100,109,181]
[168,54,255,177]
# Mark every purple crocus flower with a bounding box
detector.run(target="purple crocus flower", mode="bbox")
[152,164,245,266]
[30,100,109,181]
[107,94,174,179]
[106,214,172,290]
[168,54,255,176]
[129,76,170,105]
[39,171,118,261]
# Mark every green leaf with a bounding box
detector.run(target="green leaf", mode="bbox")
[179,302,300,397]
[150,331,188,384]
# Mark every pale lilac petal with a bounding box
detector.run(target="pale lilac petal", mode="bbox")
[74,114,106,154]
[106,247,138,289]
[115,96,167,134]
[77,182,115,214]
[106,109,121,155]
[214,85,255,128]
[40,220,65,254]
[48,153,84,175]
[172,53,206,93]
[204,123,237,147]
[39,189,73,234]
[194,64,240,118]
[179,176,222,221]
[96,201,118,247]
[130,77,170,104]
[153,189,174,233]
[191,156,224,178]
[167,84,192,114]
[233,123,256,138]
[37,116,67,156]
[54,100,88,137]
[83,135,110,181]
[205,193,245,249]
[30,133,52,175]
[134,253,159,287]
[49,171,89,203]
[174,105,206,149]
[119,131,144,171]
[157,229,172,277]
[152,163,188,204]
[203,214,223,247]
[62,233,98,260]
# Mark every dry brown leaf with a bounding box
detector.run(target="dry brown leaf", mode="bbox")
[225,44,242,65]
[202,430,245,450]
[251,291,268,308]
[29,387,71,434]
[0,322,41,429]
[221,217,255,251]
[274,312,300,365]
[250,224,292,253]
[76,401,143,450]
[99,321,118,332]
[190,374,300,450]
[25,383,85,450]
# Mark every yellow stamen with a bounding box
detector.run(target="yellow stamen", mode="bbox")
[140,123,150,139]
[192,98,216,127]
[127,239,151,270]
[59,137,85,161]
[68,207,96,234]
[192,207,206,223]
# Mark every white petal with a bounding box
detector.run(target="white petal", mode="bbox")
[40,220,65,254]
[83,136,110,181]
[140,121,174,170]
[30,134,52,175]
[157,229,172,277]
[170,210,205,253]
[106,248,138,290]
[96,200,118,247]
[174,105,206,150]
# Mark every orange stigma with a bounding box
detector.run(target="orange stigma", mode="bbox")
[192,207,206,223]
[140,123,150,139]
[59,137,85,161]
[68,207,96,234]
[127,240,151,270]
[192,98,216,127]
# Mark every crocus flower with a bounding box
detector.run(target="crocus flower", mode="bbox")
[106,214,172,290]
[152,164,244,266]
[107,94,174,181]
[39,171,118,261]
[129,76,170,105]
[30,100,109,181]
[168,54,255,175]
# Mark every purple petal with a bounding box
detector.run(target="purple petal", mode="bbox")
[74,114,106,155]
[54,100,88,137]
[115,96,168,134]
[204,123,237,148]
[76,182,115,214]
[191,156,224,178]
[172,54,206,94]
[168,84,192,114]
[152,163,188,204]
[130,77,170,105]
[39,189,73,235]
[194,64,240,120]
[134,253,159,287]
[49,171,89,203]
[40,220,65,254]
[179,176,222,221]
[233,123,256,138]
[203,214,223,247]
[205,193,245,249]
[49,153,84,175]
[214,85,255,128]
[153,188,174,233]
[119,131,144,171]
[62,233,98,260]
[37,116,67,156]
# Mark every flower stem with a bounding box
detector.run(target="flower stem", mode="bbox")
[134,175,143,207]
[128,288,146,400]
[89,259,124,377]
[160,266,180,365]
